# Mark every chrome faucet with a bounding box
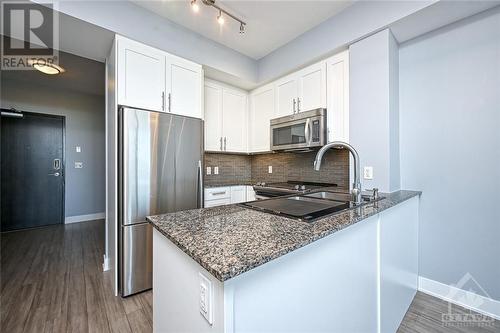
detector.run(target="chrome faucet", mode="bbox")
[313,141,362,205]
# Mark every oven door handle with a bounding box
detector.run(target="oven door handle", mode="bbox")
[305,118,312,147]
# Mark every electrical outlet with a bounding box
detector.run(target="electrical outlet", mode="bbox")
[76,146,81,153]
[199,273,213,324]
[268,165,273,174]
[214,166,219,175]
[206,167,212,175]
[363,166,373,180]
[75,162,83,169]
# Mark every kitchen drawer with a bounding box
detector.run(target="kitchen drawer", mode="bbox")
[204,187,231,200]
[204,198,231,208]
[230,186,247,204]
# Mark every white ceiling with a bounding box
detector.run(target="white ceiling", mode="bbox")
[131,0,354,59]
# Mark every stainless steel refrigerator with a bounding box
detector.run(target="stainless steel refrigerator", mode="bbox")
[118,106,203,297]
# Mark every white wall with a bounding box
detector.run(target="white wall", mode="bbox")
[349,29,400,193]
[1,78,106,219]
[400,7,500,300]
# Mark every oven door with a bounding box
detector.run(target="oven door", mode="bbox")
[270,115,326,151]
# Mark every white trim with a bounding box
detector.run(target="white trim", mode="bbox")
[418,276,500,320]
[65,212,105,224]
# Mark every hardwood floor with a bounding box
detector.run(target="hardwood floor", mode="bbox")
[1,220,498,332]
[1,220,152,333]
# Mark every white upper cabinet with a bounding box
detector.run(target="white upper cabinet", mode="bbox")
[326,50,349,142]
[275,76,298,117]
[249,83,275,152]
[166,55,202,118]
[297,62,326,112]
[116,36,202,118]
[222,88,247,152]
[274,62,326,117]
[203,79,248,153]
[117,37,166,112]
[204,81,223,151]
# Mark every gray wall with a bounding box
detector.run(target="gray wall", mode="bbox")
[349,29,400,193]
[399,8,500,300]
[1,79,106,218]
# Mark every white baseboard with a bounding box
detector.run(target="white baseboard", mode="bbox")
[418,276,500,320]
[65,212,105,224]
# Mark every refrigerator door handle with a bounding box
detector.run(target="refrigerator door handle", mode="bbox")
[197,160,203,208]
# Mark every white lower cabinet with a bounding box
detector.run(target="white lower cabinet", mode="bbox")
[230,186,247,204]
[204,185,254,207]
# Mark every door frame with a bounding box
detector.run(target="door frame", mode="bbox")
[0,109,66,228]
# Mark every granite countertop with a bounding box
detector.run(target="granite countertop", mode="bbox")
[204,182,254,188]
[147,190,421,282]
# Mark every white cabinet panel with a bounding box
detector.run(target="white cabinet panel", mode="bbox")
[297,62,326,112]
[204,186,230,200]
[222,89,247,153]
[249,84,275,153]
[204,82,223,151]
[275,76,298,117]
[117,37,165,112]
[326,50,349,142]
[204,198,231,208]
[166,55,202,118]
[246,186,256,201]
[230,186,247,204]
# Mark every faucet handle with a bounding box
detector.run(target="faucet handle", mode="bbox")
[365,188,379,200]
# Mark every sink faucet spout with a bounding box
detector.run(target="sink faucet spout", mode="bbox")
[313,141,362,205]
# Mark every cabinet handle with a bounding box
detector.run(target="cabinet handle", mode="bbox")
[293,98,296,113]
[224,137,227,151]
[168,93,171,112]
[161,92,165,111]
[220,137,223,151]
[212,191,226,196]
[297,97,301,112]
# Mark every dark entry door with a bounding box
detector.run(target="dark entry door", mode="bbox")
[1,112,65,231]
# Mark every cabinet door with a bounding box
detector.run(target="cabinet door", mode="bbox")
[117,37,166,111]
[222,88,247,153]
[249,84,275,152]
[326,50,349,142]
[230,186,247,204]
[204,82,223,151]
[275,75,298,117]
[166,55,202,118]
[297,62,326,112]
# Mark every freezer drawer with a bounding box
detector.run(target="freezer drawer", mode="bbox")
[121,222,153,297]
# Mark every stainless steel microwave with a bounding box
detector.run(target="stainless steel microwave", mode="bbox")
[270,108,327,151]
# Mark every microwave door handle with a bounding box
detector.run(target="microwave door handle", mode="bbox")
[305,118,312,146]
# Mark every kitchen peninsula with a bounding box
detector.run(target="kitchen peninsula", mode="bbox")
[148,190,420,333]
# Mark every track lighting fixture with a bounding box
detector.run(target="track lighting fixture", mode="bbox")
[194,0,246,33]
[190,0,199,12]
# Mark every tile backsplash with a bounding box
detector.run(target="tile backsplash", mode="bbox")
[205,150,349,190]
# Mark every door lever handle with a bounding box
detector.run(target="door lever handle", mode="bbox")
[48,172,60,177]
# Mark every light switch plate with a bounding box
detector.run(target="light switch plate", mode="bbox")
[268,165,273,174]
[199,273,213,325]
[75,162,83,169]
[363,166,373,180]
[206,167,212,175]
[76,146,81,153]
[214,166,219,175]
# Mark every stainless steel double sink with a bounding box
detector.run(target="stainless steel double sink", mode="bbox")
[241,191,383,222]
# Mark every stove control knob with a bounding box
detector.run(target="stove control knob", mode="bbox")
[294,185,300,190]
[300,185,306,191]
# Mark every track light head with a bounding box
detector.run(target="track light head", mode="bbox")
[217,10,224,25]
[191,0,199,12]
[239,22,245,34]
